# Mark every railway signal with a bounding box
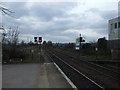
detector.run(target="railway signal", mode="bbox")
[34,37,37,42]
[33,36,42,61]
[75,34,85,50]
[80,37,85,42]
[34,37,42,42]
[38,37,42,42]
[82,39,85,42]
[80,37,82,42]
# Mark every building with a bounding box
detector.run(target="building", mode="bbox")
[108,16,120,60]
[109,17,120,40]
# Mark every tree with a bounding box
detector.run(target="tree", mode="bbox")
[0,5,14,16]
[43,41,46,45]
[65,43,74,49]
[6,26,20,59]
[47,41,52,47]
[81,43,93,55]
[20,40,25,45]
[97,37,111,55]
[97,37,107,51]
[28,41,34,45]
[0,4,14,28]
[7,26,20,45]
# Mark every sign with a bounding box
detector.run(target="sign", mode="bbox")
[95,48,98,52]
[76,38,80,46]
[75,38,80,50]
[31,50,34,53]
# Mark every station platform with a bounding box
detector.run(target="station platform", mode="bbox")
[2,63,73,88]
[37,63,73,88]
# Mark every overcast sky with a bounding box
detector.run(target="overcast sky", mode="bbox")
[0,0,120,43]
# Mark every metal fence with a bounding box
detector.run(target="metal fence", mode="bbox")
[107,39,120,49]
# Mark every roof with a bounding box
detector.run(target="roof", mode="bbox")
[109,16,120,23]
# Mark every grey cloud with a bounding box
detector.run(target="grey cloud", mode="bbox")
[4,2,29,18]
[26,2,77,21]
[87,8,117,20]
[2,2,117,43]
[100,10,117,20]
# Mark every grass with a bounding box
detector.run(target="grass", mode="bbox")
[52,47,112,61]
[20,46,44,63]
[3,45,45,64]
[80,55,112,61]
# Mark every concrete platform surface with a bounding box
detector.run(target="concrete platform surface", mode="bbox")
[2,63,72,88]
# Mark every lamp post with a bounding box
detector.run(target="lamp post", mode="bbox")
[0,27,5,64]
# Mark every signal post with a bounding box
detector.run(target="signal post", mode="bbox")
[34,37,42,62]
[79,34,85,55]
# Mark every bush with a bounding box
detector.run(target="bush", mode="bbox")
[2,44,26,63]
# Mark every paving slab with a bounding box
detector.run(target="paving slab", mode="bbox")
[2,63,72,88]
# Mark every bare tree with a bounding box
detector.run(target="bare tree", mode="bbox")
[0,5,14,16]
[0,4,14,43]
[7,26,20,59]
[0,4,14,28]
[7,26,19,45]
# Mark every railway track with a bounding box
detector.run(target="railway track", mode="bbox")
[46,50,104,89]
[51,49,120,81]
[54,49,120,74]
[45,48,120,89]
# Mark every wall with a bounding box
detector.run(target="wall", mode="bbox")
[108,17,120,40]
[108,17,120,60]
